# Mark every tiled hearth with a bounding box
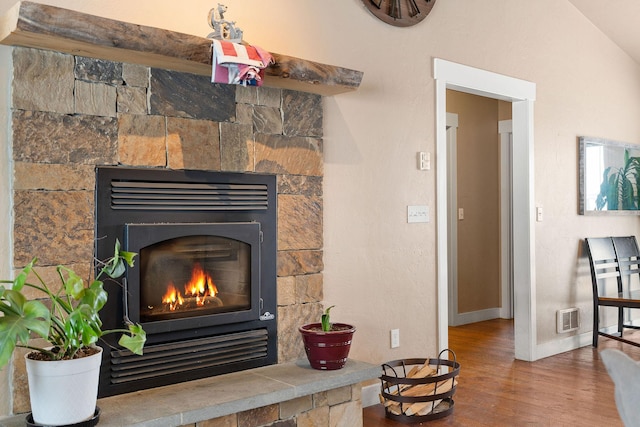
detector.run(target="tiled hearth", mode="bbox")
[1,46,379,425]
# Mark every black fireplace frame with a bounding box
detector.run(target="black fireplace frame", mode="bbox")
[95,167,277,397]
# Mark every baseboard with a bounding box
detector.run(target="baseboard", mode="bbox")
[449,308,502,327]
[533,324,628,360]
[362,383,380,408]
[534,331,592,360]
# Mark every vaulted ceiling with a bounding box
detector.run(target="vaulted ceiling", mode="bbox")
[569,0,640,65]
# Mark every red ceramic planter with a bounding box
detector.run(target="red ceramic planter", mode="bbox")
[299,323,356,370]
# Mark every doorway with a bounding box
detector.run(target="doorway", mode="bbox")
[446,94,511,327]
[434,58,537,361]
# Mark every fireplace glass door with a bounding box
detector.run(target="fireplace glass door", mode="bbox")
[125,222,261,333]
[140,234,251,321]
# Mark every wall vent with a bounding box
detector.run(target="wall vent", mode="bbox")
[557,308,580,333]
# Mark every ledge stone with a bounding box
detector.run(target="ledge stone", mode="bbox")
[0,360,379,427]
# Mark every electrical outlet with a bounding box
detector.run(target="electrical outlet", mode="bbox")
[391,329,400,348]
[418,152,431,170]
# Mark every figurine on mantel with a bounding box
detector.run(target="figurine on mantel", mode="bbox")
[207,3,272,87]
[207,3,243,43]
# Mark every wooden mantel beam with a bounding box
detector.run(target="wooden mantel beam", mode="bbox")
[0,1,363,96]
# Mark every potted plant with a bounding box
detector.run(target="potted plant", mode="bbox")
[298,305,356,370]
[0,239,146,426]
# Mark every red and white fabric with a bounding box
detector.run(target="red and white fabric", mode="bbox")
[211,40,273,86]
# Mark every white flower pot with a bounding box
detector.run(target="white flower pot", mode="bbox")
[25,347,102,426]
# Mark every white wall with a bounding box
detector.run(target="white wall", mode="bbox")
[2,0,640,415]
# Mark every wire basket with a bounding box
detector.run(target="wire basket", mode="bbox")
[380,349,460,423]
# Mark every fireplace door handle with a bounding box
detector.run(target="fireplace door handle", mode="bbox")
[122,277,132,323]
[259,297,274,320]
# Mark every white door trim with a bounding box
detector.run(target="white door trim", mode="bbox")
[446,113,459,326]
[499,120,514,320]
[434,58,537,361]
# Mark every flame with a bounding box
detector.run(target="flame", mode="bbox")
[162,264,218,310]
[162,283,184,310]
[184,264,218,305]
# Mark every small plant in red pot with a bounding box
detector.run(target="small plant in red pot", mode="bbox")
[299,305,356,370]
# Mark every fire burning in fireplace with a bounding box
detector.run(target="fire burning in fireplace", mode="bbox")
[161,264,222,311]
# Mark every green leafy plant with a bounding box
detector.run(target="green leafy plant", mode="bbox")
[596,149,640,210]
[0,239,146,368]
[321,305,335,332]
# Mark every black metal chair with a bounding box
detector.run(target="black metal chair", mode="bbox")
[585,236,640,347]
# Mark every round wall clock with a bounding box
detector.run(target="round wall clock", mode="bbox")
[361,0,436,27]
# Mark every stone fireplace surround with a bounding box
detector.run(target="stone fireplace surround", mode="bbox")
[0,46,378,426]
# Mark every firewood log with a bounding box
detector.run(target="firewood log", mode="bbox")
[403,378,457,416]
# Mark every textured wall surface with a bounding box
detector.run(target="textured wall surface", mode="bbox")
[9,46,325,414]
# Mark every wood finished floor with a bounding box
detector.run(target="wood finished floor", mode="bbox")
[363,319,640,426]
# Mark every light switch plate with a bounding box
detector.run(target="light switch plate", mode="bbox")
[408,205,429,223]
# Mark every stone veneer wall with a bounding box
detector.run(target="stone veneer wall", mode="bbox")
[9,46,325,414]
[193,385,362,427]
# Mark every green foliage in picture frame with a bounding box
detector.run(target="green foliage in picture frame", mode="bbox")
[596,149,640,211]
